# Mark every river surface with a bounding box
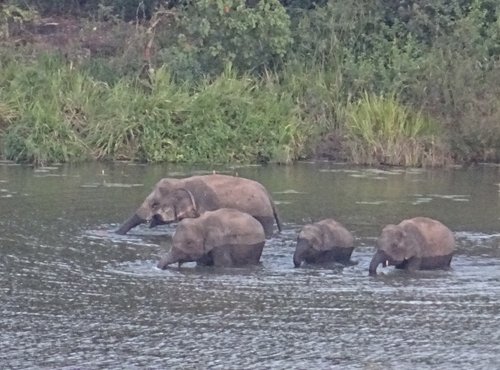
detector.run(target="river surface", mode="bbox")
[1,161,499,369]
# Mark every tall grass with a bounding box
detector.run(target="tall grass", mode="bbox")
[181,67,305,164]
[0,57,307,164]
[85,66,192,161]
[1,56,98,164]
[344,93,451,167]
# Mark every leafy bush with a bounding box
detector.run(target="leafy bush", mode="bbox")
[156,0,292,80]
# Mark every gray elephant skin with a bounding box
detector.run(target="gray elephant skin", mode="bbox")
[369,217,455,275]
[116,174,281,238]
[293,219,354,267]
[157,208,266,268]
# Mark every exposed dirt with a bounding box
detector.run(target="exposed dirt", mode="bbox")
[5,15,133,58]
[313,131,347,161]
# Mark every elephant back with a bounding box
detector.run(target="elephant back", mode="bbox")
[317,219,354,250]
[400,217,455,257]
[202,208,266,248]
[194,174,273,217]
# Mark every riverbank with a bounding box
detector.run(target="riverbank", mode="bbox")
[1,2,499,166]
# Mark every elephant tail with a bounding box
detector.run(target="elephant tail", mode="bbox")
[271,199,282,232]
[263,187,282,234]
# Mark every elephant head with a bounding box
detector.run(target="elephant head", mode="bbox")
[293,225,324,267]
[150,188,199,228]
[116,178,177,234]
[369,224,423,275]
[157,219,205,269]
[118,187,200,234]
[293,220,354,268]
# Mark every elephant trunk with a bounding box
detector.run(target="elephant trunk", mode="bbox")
[149,214,167,228]
[293,239,309,268]
[157,253,176,269]
[115,213,145,235]
[369,249,388,276]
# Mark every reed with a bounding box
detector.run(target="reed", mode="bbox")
[344,92,451,167]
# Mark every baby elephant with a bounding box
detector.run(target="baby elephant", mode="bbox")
[293,219,355,267]
[157,208,266,269]
[369,217,455,275]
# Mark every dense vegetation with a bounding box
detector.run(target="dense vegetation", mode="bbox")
[1,0,499,166]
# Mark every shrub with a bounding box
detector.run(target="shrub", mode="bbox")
[155,0,292,80]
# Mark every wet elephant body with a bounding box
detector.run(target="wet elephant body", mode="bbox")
[116,174,281,238]
[369,217,455,275]
[157,208,266,268]
[293,219,354,267]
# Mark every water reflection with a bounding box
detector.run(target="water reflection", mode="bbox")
[1,162,499,368]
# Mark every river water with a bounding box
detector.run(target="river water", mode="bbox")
[1,161,499,369]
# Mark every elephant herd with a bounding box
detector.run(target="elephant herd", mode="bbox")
[116,174,455,275]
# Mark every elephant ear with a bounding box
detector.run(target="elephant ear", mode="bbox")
[380,225,407,260]
[172,188,199,220]
[156,178,177,197]
[173,219,206,259]
[301,225,327,251]
[401,223,425,258]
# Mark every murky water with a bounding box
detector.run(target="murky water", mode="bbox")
[1,161,499,369]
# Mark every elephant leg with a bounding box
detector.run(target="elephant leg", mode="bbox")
[330,247,354,264]
[395,257,421,271]
[196,253,214,266]
[394,260,408,270]
[309,248,353,265]
[211,243,264,266]
[406,257,422,272]
[211,246,234,267]
[420,253,453,269]
[231,242,264,265]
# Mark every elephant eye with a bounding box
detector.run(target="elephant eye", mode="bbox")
[151,201,160,209]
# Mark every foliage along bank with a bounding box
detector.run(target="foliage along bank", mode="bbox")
[0,0,499,166]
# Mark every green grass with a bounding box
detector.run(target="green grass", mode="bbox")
[344,92,451,166]
[0,57,307,164]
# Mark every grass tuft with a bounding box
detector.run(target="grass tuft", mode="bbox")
[344,92,451,167]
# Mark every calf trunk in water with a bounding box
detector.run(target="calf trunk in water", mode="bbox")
[157,253,176,269]
[115,213,145,235]
[293,239,309,268]
[369,249,388,276]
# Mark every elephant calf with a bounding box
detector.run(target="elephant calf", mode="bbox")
[369,217,455,275]
[157,208,266,269]
[293,219,355,267]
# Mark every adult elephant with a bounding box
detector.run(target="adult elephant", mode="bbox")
[157,208,266,268]
[369,217,455,276]
[293,219,354,267]
[116,174,282,238]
